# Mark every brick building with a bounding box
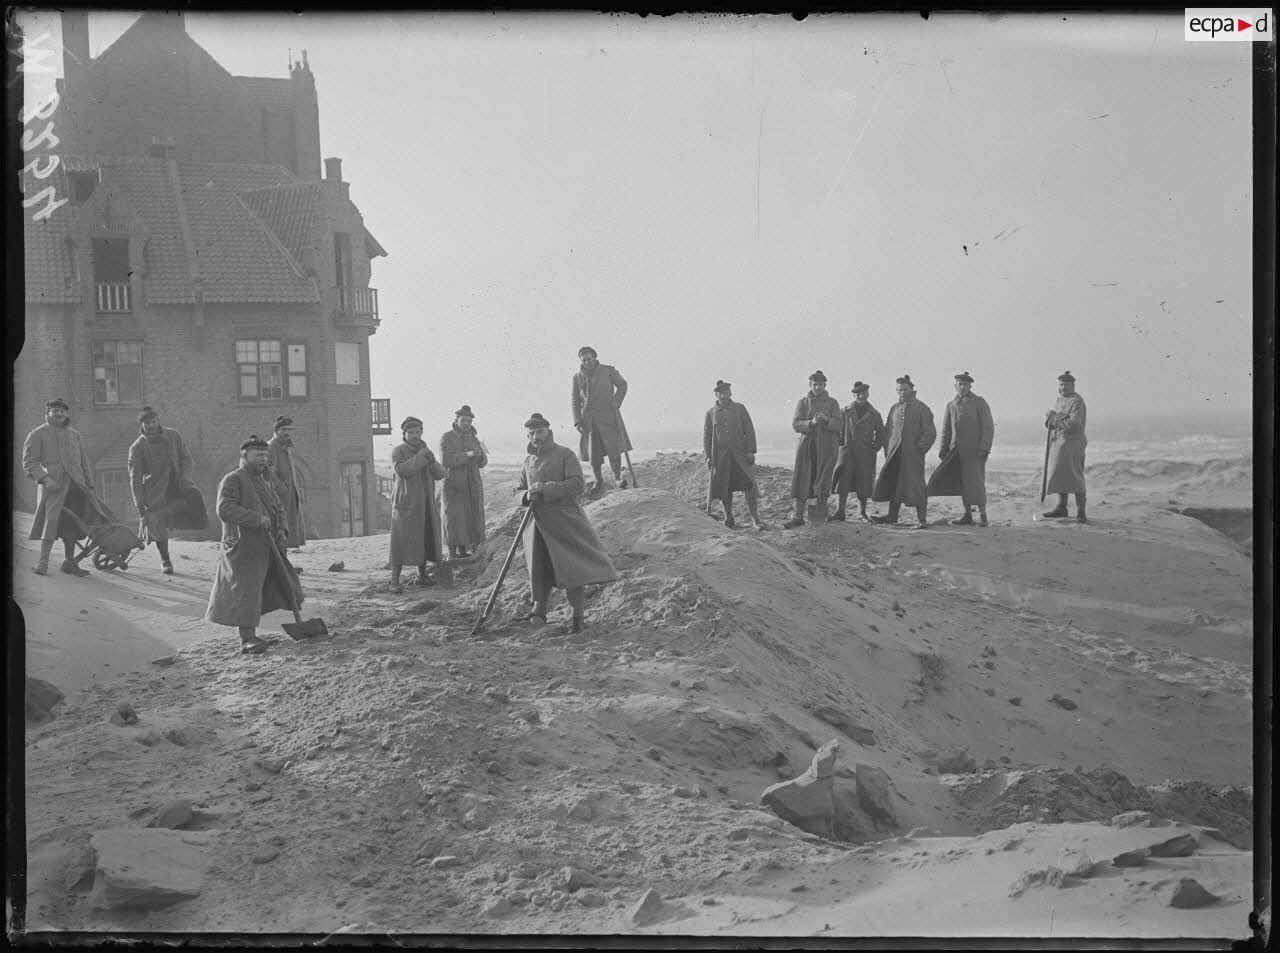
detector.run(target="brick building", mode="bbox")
[16,11,388,539]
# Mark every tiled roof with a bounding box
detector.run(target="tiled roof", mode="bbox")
[235,76,294,112]
[24,155,320,306]
[239,181,323,265]
[178,161,318,304]
[22,164,81,304]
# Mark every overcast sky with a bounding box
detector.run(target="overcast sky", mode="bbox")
[24,10,1254,449]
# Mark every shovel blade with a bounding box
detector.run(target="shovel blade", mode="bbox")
[282,618,329,640]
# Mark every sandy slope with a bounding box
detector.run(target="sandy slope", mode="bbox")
[16,456,1256,939]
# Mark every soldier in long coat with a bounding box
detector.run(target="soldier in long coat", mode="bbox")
[388,416,446,593]
[571,346,632,493]
[831,380,885,522]
[22,397,97,577]
[204,435,303,655]
[128,405,197,574]
[703,380,765,531]
[1043,370,1088,522]
[872,375,937,528]
[514,413,619,634]
[440,404,488,559]
[930,372,995,526]
[784,370,844,528]
[266,416,306,549]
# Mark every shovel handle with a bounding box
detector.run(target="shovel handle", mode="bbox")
[476,506,535,627]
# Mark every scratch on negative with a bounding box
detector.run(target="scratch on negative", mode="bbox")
[820,66,904,206]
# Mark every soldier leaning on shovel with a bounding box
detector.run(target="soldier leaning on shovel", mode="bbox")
[1043,370,1088,523]
[128,405,197,574]
[22,397,96,577]
[571,346,632,494]
[205,435,303,655]
[514,413,619,633]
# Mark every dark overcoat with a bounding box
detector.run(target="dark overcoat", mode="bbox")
[204,465,303,627]
[789,394,843,501]
[266,435,307,548]
[389,439,445,566]
[703,400,757,504]
[572,363,632,461]
[23,421,96,543]
[440,425,488,548]
[514,437,619,590]
[832,402,885,497]
[1046,392,1088,494]
[129,427,205,542]
[928,394,994,506]
[873,398,937,508]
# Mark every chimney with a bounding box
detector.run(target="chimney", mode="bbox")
[61,11,90,93]
[290,49,322,179]
[324,157,343,181]
[148,135,176,159]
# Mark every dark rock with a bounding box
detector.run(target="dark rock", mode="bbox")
[761,740,839,838]
[1169,878,1219,908]
[809,706,877,746]
[89,829,208,910]
[251,846,280,864]
[25,677,64,724]
[1009,866,1066,898]
[405,599,439,615]
[560,867,599,891]
[149,799,194,830]
[1113,848,1148,868]
[1148,833,1198,858]
[328,561,345,572]
[1008,697,1022,706]
[577,891,606,908]
[930,749,977,774]
[1048,694,1078,711]
[111,702,140,726]
[855,763,897,829]
[150,656,175,668]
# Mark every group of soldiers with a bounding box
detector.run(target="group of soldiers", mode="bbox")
[21,352,1087,652]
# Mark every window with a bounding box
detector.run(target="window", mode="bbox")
[92,340,144,404]
[92,237,131,313]
[236,339,307,401]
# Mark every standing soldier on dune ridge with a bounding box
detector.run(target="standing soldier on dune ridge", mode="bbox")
[440,404,488,560]
[873,375,937,529]
[929,371,995,527]
[205,435,303,655]
[703,380,765,531]
[571,346,632,494]
[128,405,199,574]
[514,413,619,633]
[388,415,447,594]
[22,397,97,577]
[266,416,307,550]
[784,370,843,529]
[831,380,886,523]
[1043,370,1088,523]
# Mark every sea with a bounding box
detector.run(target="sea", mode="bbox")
[380,411,1254,477]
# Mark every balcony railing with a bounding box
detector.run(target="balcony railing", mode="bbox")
[96,282,131,313]
[338,286,379,320]
[372,397,391,435]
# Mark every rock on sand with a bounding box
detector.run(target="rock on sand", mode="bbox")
[89,828,210,910]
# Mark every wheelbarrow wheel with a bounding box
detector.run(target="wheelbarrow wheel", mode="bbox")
[93,552,119,571]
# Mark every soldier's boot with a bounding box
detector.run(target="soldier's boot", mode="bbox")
[1075,493,1087,523]
[157,540,173,574]
[915,505,929,529]
[857,495,871,522]
[389,564,403,594]
[955,506,975,526]
[833,493,849,521]
[239,626,270,655]
[783,500,805,529]
[1043,494,1069,519]
[978,507,989,527]
[34,539,54,575]
[746,495,765,531]
[881,502,900,525]
[61,536,89,576]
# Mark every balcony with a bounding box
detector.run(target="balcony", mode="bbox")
[337,286,379,324]
[96,282,131,313]
[372,397,391,435]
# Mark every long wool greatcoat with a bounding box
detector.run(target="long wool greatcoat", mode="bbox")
[832,402,885,497]
[928,394,995,506]
[514,436,619,591]
[790,394,844,501]
[266,435,307,548]
[1046,392,1088,494]
[205,465,303,627]
[128,427,204,543]
[873,398,937,508]
[703,400,758,504]
[440,424,488,547]
[389,439,446,566]
[23,421,96,543]
[572,363,632,462]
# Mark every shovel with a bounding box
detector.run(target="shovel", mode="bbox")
[615,407,638,488]
[470,506,534,637]
[266,533,328,639]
